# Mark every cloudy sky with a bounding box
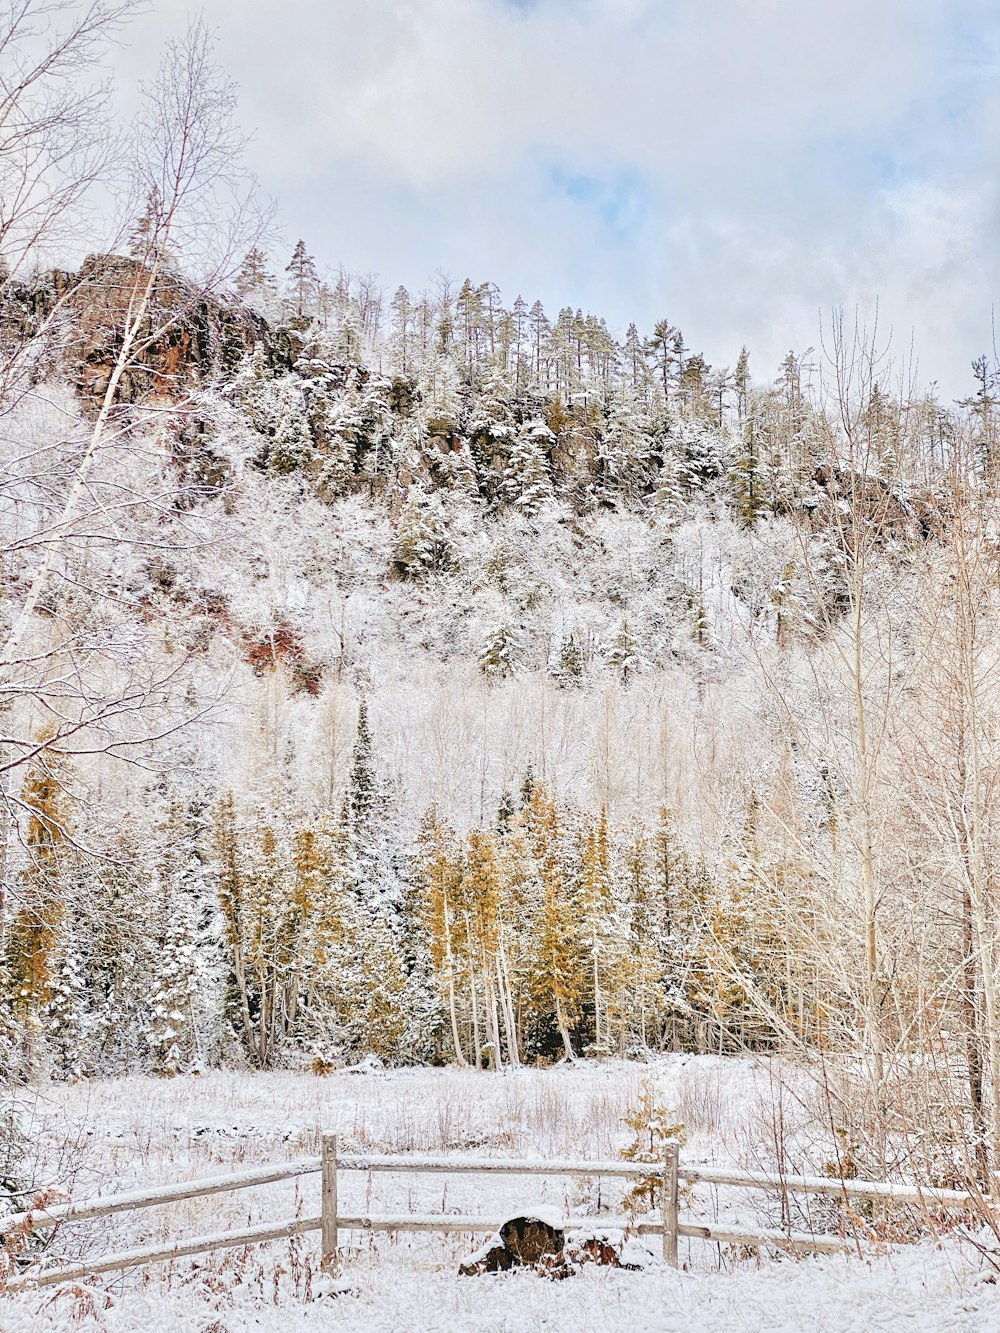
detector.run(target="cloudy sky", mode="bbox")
[117,0,1000,397]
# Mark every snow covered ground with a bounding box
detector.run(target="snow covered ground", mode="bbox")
[3,1058,998,1331]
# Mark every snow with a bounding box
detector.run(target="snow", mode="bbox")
[3,1059,998,1330]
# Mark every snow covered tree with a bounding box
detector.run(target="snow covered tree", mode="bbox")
[502,418,554,513]
[479,622,529,679]
[526,786,585,1061]
[3,744,71,1078]
[550,630,586,687]
[235,246,275,302]
[595,396,651,503]
[43,933,87,1079]
[285,240,319,321]
[675,417,727,492]
[391,489,456,579]
[620,1078,686,1214]
[145,907,199,1076]
[602,618,647,685]
[415,808,468,1064]
[266,382,315,476]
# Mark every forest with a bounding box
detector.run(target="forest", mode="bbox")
[4,2,1000,1201]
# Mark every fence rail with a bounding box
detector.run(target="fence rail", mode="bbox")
[2,1141,983,1289]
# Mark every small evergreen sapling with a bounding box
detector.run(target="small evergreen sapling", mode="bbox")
[620,1078,687,1215]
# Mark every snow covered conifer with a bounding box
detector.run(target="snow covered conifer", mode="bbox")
[621,1078,686,1214]
[340,697,398,908]
[343,696,382,831]
[595,396,651,503]
[392,489,456,579]
[602,618,647,685]
[550,630,586,686]
[479,622,528,679]
[285,240,319,321]
[235,246,276,304]
[43,935,87,1079]
[146,907,199,1076]
[502,419,554,514]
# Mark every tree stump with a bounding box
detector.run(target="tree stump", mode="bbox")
[459,1214,565,1276]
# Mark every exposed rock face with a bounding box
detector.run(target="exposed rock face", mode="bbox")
[1,255,295,405]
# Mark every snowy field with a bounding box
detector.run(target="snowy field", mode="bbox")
[2,1057,998,1331]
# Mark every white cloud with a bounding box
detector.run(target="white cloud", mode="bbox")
[113,0,1000,395]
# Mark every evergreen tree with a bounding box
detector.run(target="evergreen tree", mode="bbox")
[267,383,315,476]
[602,618,647,685]
[43,933,87,1078]
[235,246,275,301]
[479,622,528,679]
[550,630,586,687]
[595,395,651,503]
[391,489,456,579]
[285,240,319,321]
[502,418,554,514]
[340,697,397,907]
[145,905,199,1075]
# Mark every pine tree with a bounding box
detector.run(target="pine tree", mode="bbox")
[479,622,528,679]
[729,405,768,527]
[340,696,396,906]
[620,1078,686,1214]
[145,906,199,1075]
[550,630,586,687]
[128,185,166,263]
[342,696,382,832]
[43,934,87,1078]
[502,419,554,514]
[390,285,413,371]
[235,246,275,300]
[577,810,618,1055]
[391,489,456,579]
[595,396,651,503]
[675,417,727,492]
[602,618,647,685]
[285,240,319,321]
[267,383,315,476]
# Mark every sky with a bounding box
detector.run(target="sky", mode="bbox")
[112,0,1000,398]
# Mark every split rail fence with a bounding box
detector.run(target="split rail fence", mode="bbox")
[1,1139,983,1289]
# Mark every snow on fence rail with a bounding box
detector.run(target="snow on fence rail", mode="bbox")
[1,1141,983,1288]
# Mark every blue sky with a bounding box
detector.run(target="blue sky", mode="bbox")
[117,0,1000,396]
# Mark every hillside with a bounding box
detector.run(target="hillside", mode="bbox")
[0,248,996,1185]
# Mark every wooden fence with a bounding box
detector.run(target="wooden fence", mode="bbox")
[1,1142,983,1289]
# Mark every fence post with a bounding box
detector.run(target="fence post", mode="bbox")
[321,1134,338,1270]
[662,1140,679,1268]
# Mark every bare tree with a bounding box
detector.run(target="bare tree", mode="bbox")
[0,0,140,278]
[2,17,265,753]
